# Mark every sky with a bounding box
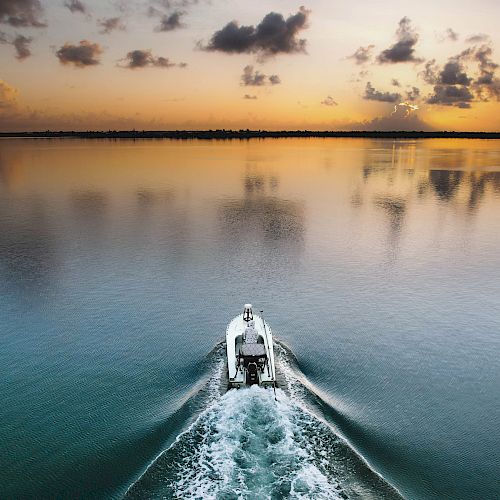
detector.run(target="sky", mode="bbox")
[1,0,500,132]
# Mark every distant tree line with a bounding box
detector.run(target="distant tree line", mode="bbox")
[1,130,499,140]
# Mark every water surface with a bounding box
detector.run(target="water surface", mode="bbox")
[0,138,499,498]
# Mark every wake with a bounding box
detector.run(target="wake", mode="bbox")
[125,343,401,499]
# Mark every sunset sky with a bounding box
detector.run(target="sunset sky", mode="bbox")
[1,0,500,131]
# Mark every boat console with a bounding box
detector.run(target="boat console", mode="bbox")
[226,304,276,389]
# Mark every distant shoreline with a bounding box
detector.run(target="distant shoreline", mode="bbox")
[1,130,500,140]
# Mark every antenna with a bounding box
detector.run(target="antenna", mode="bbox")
[261,309,277,401]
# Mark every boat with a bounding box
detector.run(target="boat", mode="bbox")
[226,304,277,389]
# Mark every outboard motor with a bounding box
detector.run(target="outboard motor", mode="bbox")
[243,304,253,323]
[246,362,259,385]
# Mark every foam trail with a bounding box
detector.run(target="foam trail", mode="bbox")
[126,344,401,499]
[173,386,342,499]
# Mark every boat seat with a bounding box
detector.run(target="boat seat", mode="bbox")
[244,326,259,344]
[240,343,267,358]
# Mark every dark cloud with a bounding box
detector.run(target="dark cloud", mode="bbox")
[0,0,46,27]
[425,43,500,106]
[243,94,257,100]
[0,31,32,59]
[466,34,489,44]
[348,45,374,65]
[119,49,186,69]
[427,85,473,108]
[420,57,471,85]
[202,7,310,59]
[349,103,432,131]
[377,17,423,64]
[321,96,338,106]
[461,43,500,100]
[148,0,199,31]
[64,0,87,15]
[420,59,439,84]
[241,65,281,86]
[406,86,420,101]
[56,40,103,67]
[364,82,401,103]
[269,74,281,85]
[97,17,125,34]
[13,33,31,59]
[157,11,185,31]
[424,57,474,108]
[440,60,472,85]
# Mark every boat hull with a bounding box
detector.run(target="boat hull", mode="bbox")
[226,313,276,389]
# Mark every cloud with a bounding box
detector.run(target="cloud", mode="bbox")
[348,45,374,65]
[156,11,185,31]
[364,82,401,103]
[243,94,257,100]
[0,31,33,59]
[241,65,281,86]
[423,58,474,108]
[466,34,489,44]
[56,40,103,67]
[353,69,370,82]
[439,60,472,85]
[348,103,432,131]
[119,49,186,69]
[269,74,281,85]
[377,17,423,64]
[63,0,87,15]
[438,28,459,42]
[0,79,18,109]
[420,59,439,84]
[420,57,472,107]
[201,7,310,59]
[406,86,420,101]
[0,0,46,27]
[427,85,474,108]
[321,96,338,106]
[13,33,31,59]
[424,42,500,106]
[461,43,500,100]
[148,1,199,31]
[97,17,125,34]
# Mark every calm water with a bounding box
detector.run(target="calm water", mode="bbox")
[0,138,499,499]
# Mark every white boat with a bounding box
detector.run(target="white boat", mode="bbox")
[226,304,276,389]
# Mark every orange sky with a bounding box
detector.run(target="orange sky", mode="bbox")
[1,0,500,131]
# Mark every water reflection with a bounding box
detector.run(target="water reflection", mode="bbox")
[428,170,464,201]
[218,172,304,246]
[468,172,500,210]
[0,137,499,293]
[374,196,406,234]
[0,198,56,291]
[356,141,500,212]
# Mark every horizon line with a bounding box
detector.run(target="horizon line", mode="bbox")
[1,130,500,140]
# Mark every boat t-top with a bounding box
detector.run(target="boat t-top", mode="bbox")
[226,304,276,389]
